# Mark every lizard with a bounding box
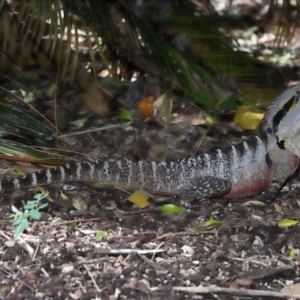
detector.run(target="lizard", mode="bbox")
[0,85,300,201]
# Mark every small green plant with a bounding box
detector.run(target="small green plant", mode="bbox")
[10,193,48,240]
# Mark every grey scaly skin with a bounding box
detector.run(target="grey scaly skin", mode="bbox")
[0,85,300,201]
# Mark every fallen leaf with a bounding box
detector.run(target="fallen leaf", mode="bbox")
[72,195,88,211]
[118,108,132,120]
[161,204,182,215]
[60,190,69,200]
[273,202,282,212]
[203,219,222,227]
[290,248,295,260]
[69,118,88,128]
[139,96,154,117]
[153,94,172,122]
[95,231,108,242]
[234,106,264,130]
[242,200,266,207]
[76,75,110,115]
[171,113,206,126]
[128,190,151,208]
[277,219,298,227]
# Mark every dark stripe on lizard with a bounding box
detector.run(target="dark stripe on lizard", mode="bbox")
[273,92,300,132]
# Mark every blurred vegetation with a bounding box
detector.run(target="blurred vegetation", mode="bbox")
[0,0,298,158]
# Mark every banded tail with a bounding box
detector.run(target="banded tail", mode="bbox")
[0,127,298,201]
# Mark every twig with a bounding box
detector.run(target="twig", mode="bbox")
[59,123,131,138]
[173,286,300,298]
[137,253,166,271]
[95,248,165,255]
[84,264,101,293]
[0,267,34,292]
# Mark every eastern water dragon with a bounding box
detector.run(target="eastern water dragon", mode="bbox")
[1,85,300,201]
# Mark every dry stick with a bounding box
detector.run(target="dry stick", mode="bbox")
[50,217,105,227]
[173,286,300,299]
[84,264,102,293]
[58,122,131,138]
[54,72,60,150]
[0,267,34,291]
[154,229,219,241]
[58,257,110,268]
[95,248,165,255]
[137,253,166,271]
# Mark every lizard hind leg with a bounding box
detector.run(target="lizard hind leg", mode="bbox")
[263,179,285,203]
[263,154,299,203]
[178,176,232,201]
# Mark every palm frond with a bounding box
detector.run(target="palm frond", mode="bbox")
[0,87,69,159]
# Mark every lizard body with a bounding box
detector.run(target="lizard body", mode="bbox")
[1,85,300,201]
